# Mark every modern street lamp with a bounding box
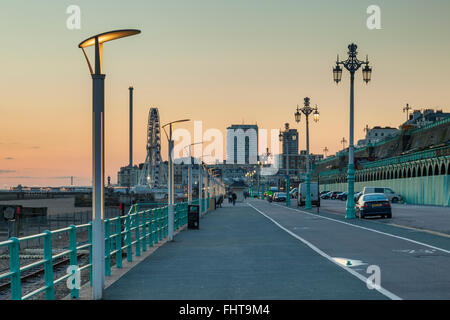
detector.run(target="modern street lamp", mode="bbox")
[279,125,291,206]
[78,29,140,300]
[184,141,203,204]
[162,119,190,241]
[196,154,212,216]
[333,43,372,219]
[295,97,319,209]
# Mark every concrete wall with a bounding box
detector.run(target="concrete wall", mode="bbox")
[321,175,449,207]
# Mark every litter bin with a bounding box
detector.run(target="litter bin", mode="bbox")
[188,205,200,229]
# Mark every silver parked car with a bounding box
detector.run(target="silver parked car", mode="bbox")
[362,187,402,203]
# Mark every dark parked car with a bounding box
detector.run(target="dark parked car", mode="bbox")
[336,192,348,201]
[321,191,332,199]
[330,191,340,200]
[273,192,287,202]
[356,193,392,219]
[354,192,362,202]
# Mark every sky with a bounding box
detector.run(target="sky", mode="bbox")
[0,0,449,187]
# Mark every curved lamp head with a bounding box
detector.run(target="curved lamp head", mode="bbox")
[78,29,141,75]
[162,119,190,141]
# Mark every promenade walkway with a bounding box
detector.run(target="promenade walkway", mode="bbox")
[104,200,385,299]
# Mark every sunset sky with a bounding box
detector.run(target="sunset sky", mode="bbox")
[1,0,450,187]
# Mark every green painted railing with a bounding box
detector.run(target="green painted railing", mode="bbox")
[409,117,450,134]
[360,145,450,169]
[0,202,194,300]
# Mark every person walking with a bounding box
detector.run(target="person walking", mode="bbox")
[232,192,237,206]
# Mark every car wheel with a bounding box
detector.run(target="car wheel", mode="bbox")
[387,213,392,219]
[391,197,398,203]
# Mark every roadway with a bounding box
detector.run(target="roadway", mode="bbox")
[104,198,450,300]
[319,199,450,236]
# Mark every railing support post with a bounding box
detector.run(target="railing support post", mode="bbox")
[115,218,122,268]
[142,210,147,252]
[126,214,132,262]
[104,219,111,276]
[135,213,141,257]
[88,222,93,286]
[68,225,79,299]
[9,237,21,300]
[43,230,55,300]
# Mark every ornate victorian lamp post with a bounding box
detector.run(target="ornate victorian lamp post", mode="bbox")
[295,97,319,209]
[333,43,372,219]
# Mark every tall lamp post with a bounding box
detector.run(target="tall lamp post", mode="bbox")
[162,119,190,241]
[78,29,141,300]
[294,97,319,209]
[279,125,291,206]
[333,43,372,219]
[184,141,203,204]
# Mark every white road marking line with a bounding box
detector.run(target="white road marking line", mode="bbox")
[270,202,450,255]
[247,203,402,300]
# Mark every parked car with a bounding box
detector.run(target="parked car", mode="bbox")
[362,187,402,203]
[330,191,340,200]
[273,192,287,202]
[321,191,332,199]
[354,191,362,202]
[336,192,348,201]
[356,193,392,219]
[298,182,320,207]
[320,190,330,195]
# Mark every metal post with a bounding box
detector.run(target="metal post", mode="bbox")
[286,142,290,206]
[9,237,21,300]
[91,38,105,299]
[199,165,203,216]
[345,71,356,219]
[188,145,192,204]
[104,219,111,276]
[168,125,175,241]
[68,225,79,299]
[43,230,55,300]
[115,218,122,268]
[129,86,133,167]
[305,115,312,209]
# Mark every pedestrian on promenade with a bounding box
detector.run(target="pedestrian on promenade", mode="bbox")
[232,193,237,206]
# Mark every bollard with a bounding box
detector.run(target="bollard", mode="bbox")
[68,225,79,299]
[115,218,122,268]
[9,237,21,300]
[43,230,55,300]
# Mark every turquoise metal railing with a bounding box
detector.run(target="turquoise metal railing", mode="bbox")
[0,202,192,300]
[361,145,450,169]
[409,117,450,134]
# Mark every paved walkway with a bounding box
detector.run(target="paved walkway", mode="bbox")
[104,201,386,300]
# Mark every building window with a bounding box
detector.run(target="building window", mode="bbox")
[245,136,250,164]
[234,136,237,164]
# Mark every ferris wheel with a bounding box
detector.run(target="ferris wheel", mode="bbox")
[138,107,163,187]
